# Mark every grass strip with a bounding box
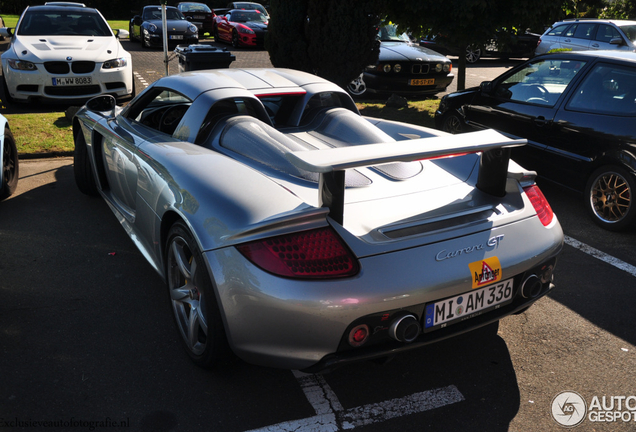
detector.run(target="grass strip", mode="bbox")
[6,113,74,155]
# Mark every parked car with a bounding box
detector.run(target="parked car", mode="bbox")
[177,2,216,36]
[436,50,636,231]
[348,25,454,97]
[213,8,267,48]
[129,5,198,49]
[535,19,636,55]
[1,115,18,200]
[72,67,563,371]
[421,30,540,64]
[0,3,133,104]
[226,1,269,20]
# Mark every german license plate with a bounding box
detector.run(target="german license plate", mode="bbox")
[423,278,514,331]
[410,78,435,86]
[170,34,184,40]
[52,76,92,86]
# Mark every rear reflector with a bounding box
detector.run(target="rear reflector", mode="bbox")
[237,227,360,279]
[523,185,554,226]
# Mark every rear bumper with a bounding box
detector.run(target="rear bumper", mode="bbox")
[205,217,564,371]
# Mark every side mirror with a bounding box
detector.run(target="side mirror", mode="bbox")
[133,16,142,26]
[480,81,493,94]
[86,95,117,117]
[114,29,129,39]
[0,27,13,38]
[610,37,624,46]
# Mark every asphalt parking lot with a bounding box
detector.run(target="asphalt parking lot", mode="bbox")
[1,40,636,432]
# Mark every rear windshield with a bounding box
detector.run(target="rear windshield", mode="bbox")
[18,10,112,36]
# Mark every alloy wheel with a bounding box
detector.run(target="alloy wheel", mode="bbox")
[589,170,632,225]
[167,235,209,356]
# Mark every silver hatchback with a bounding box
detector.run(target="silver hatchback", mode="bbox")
[535,19,636,55]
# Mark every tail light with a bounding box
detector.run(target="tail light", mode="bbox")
[523,184,555,226]
[237,227,360,279]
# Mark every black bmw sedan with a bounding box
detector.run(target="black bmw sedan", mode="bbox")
[348,25,454,97]
[435,51,636,231]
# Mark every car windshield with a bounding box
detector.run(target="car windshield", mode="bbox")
[234,3,267,15]
[230,10,266,23]
[618,24,636,42]
[18,10,112,36]
[378,25,410,42]
[180,3,212,13]
[143,8,185,21]
[495,58,587,106]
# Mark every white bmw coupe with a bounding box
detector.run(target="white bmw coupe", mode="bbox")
[1,2,133,104]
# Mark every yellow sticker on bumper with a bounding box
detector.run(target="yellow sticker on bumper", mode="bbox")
[469,257,502,289]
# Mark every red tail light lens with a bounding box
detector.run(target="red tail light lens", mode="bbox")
[237,227,360,279]
[523,185,554,226]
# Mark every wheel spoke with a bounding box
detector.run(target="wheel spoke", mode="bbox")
[170,287,190,301]
[187,303,208,349]
[171,240,193,280]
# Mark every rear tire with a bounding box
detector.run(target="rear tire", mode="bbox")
[166,221,233,368]
[466,44,481,64]
[442,112,465,134]
[585,166,636,231]
[347,73,367,97]
[1,126,19,200]
[73,126,99,196]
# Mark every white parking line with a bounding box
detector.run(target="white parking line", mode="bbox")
[134,71,149,88]
[245,371,464,432]
[565,236,636,277]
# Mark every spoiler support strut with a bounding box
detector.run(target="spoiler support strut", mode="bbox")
[286,130,526,225]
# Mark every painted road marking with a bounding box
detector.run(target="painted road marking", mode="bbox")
[245,371,464,431]
[134,71,149,88]
[565,236,636,278]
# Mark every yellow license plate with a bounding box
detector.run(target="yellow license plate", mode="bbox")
[410,78,435,86]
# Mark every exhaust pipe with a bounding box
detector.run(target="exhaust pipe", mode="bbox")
[389,314,421,343]
[521,275,543,298]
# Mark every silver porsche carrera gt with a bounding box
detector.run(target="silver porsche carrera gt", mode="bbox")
[72,68,564,372]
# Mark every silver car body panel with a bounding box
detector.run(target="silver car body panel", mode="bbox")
[74,68,564,370]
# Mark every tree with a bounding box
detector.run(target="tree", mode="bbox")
[383,0,564,90]
[266,0,382,90]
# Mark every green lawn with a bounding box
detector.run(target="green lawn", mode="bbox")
[6,113,74,155]
[8,99,440,156]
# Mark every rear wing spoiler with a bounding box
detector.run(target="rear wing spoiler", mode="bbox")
[286,129,526,224]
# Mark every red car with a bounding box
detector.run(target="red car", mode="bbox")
[213,9,268,48]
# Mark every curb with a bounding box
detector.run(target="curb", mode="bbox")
[18,152,74,160]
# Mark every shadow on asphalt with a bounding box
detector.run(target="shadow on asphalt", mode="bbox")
[0,160,522,431]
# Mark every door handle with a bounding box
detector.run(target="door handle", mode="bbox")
[564,38,571,42]
[534,116,550,127]
[591,43,599,48]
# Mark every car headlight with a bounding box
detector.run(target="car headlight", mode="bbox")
[102,58,128,69]
[435,63,443,72]
[148,23,157,33]
[237,26,254,34]
[394,64,402,73]
[443,63,452,73]
[382,64,391,73]
[7,59,37,71]
[188,24,198,33]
